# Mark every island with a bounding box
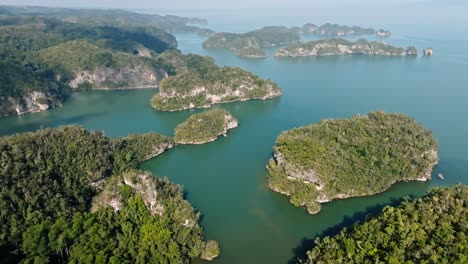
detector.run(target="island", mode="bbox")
[267,112,439,214]
[304,185,467,263]
[274,38,418,57]
[299,23,378,36]
[151,51,281,111]
[424,48,434,56]
[202,26,300,57]
[174,108,238,144]
[376,29,391,37]
[0,126,219,262]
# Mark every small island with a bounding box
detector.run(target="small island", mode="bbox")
[174,108,238,144]
[267,112,439,214]
[151,51,281,111]
[376,29,391,37]
[275,38,418,57]
[305,186,467,263]
[202,26,300,57]
[424,48,433,56]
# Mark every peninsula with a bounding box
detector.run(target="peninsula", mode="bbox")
[0,126,219,262]
[275,38,418,57]
[151,51,281,111]
[175,108,238,144]
[267,112,439,214]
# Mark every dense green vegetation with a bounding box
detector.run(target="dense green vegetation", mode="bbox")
[151,51,281,111]
[0,126,218,262]
[268,112,438,214]
[202,26,300,57]
[0,12,179,116]
[174,108,238,144]
[275,38,418,57]
[301,23,376,36]
[304,185,468,264]
[0,60,64,117]
[0,5,214,36]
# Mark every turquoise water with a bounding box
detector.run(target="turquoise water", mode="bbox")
[1,7,468,264]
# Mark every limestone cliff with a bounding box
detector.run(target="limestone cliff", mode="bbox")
[0,91,62,117]
[69,65,168,90]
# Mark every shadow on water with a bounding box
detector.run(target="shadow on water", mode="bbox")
[0,111,105,137]
[287,197,410,264]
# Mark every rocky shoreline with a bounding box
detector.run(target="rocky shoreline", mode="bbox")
[275,38,418,57]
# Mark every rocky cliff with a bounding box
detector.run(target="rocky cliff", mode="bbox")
[69,65,168,90]
[0,91,63,117]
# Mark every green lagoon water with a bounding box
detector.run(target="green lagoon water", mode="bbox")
[1,7,468,264]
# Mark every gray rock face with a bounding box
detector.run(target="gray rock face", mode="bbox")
[424,48,433,56]
[1,91,62,117]
[69,66,168,90]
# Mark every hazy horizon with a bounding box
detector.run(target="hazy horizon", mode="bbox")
[1,0,468,10]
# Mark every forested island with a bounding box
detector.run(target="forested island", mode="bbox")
[304,185,467,263]
[175,109,238,144]
[0,126,219,263]
[267,112,439,214]
[202,26,300,57]
[275,38,418,57]
[150,51,281,111]
[296,23,380,36]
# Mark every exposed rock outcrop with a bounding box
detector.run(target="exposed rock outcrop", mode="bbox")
[69,66,168,90]
[424,48,433,56]
[1,91,62,117]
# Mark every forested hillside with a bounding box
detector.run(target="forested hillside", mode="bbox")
[304,185,468,264]
[0,126,218,263]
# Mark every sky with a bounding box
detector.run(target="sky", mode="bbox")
[0,0,452,10]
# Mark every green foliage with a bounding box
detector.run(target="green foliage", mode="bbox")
[151,51,281,111]
[174,109,237,144]
[0,13,179,116]
[0,126,212,262]
[268,112,438,213]
[0,5,214,36]
[0,16,176,54]
[310,23,376,36]
[203,26,300,56]
[0,60,64,117]
[304,186,468,264]
[278,38,418,56]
